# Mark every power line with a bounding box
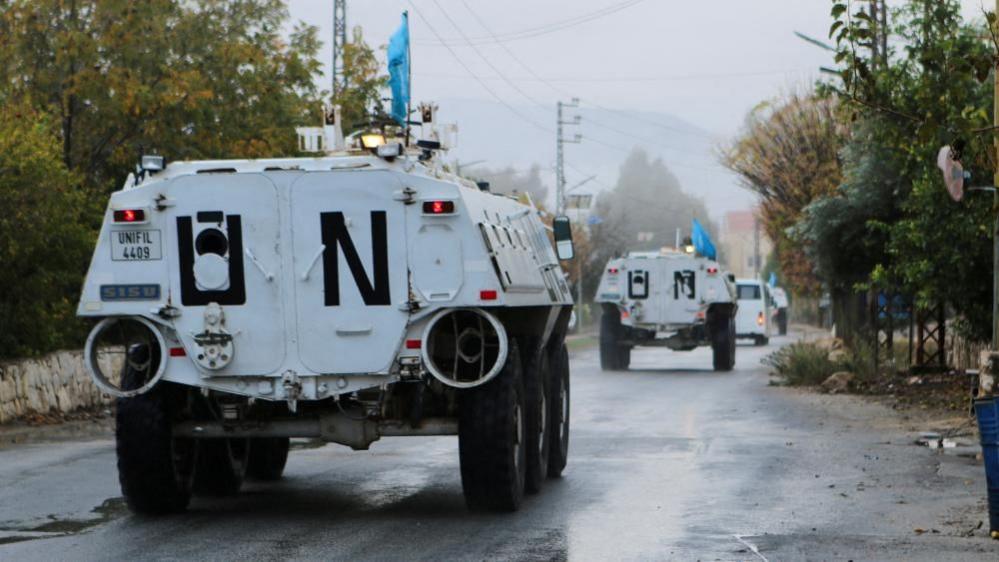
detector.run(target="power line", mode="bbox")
[406,1,552,134]
[417,68,813,84]
[414,0,647,46]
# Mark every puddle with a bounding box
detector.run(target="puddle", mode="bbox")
[0,497,127,545]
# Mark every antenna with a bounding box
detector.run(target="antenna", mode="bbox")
[332,0,347,98]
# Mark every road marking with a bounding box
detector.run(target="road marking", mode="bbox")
[733,534,768,562]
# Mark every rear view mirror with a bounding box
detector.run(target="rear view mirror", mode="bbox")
[553,216,575,260]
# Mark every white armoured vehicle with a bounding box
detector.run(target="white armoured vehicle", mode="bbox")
[77,114,575,514]
[594,250,738,371]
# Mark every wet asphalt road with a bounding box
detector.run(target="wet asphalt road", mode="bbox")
[0,334,995,561]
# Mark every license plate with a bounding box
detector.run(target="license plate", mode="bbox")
[110,230,162,261]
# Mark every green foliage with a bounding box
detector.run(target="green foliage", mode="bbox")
[334,27,389,133]
[809,0,996,342]
[764,342,844,386]
[0,0,324,192]
[0,104,96,358]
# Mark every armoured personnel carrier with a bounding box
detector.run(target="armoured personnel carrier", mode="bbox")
[594,250,737,371]
[77,110,575,513]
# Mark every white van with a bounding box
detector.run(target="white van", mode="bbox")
[735,278,771,345]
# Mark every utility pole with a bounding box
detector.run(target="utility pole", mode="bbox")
[556,99,581,215]
[332,0,348,98]
[993,0,999,350]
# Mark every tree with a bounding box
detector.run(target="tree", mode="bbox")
[815,0,995,341]
[0,0,324,193]
[721,93,844,296]
[0,103,95,358]
[470,164,549,203]
[587,149,714,299]
[333,26,388,133]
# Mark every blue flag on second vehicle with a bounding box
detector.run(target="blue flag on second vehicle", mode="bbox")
[691,219,717,260]
[387,12,410,126]
[769,272,778,287]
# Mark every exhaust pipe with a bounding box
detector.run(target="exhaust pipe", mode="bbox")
[84,316,168,398]
[421,308,508,389]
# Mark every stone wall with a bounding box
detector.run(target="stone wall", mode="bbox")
[0,350,111,423]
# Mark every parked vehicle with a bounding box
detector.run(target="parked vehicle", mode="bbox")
[771,286,789,335]
[735,278,771,346]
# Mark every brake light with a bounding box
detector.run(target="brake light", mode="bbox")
[696,310,706,320]
[707,267,718,275]
[621,310,630,320]
[169,347,186,357]
[608,267,619,274]
[113,209,146,223]
[480,290,498,301]
[757,312,765,326]
[423,200,455,214]
[405,339,421,350]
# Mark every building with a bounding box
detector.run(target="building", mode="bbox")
[719,209,771,279]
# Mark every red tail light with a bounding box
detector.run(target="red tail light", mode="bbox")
[423,200,455,214]
[480,290,498,301]
[405,339,421,350]
[757,312,765,326]
[707,267,718,275]
[608,267,620,274]
[169,347,186,357]
[113,209,146,223]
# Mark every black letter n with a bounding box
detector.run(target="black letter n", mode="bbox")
[320,211,391,306]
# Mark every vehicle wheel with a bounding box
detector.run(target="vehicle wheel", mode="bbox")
[618,346,631,370]
[754,335,770,347]
[523,340,551,494]
[547,342,570,478]
[194,437,249,496]
[116,344,197,514]
[600,309,628,371]
[459,339,527,511]
[247,437,290,481]
[711,316,735,372]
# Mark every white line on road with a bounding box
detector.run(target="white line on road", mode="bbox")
[733,534,768,562]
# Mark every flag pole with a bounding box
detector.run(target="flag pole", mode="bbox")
[404,10,411,148]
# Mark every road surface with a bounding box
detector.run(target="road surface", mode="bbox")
[0,334,993,560]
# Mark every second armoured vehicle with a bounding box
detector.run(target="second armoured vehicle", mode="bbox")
[594,250,738,371]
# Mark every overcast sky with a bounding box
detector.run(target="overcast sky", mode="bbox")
[287,0,990,214]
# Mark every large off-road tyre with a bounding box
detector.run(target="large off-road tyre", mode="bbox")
[547,342,571,478]
[116,345,197,515]
[247,437,290,481]
[194,437,249,496]
[600,309,630,371]
[523,340,551,494]
[459,339,527,512]
[711,315,736,372]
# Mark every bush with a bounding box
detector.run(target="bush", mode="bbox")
[763,342,844,386]
[0,105,96,359]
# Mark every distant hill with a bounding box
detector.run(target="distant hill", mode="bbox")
[433,98,757,220]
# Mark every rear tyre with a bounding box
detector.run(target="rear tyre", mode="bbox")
[754,335,770,347]
[711,316,736,372]
[116,345,196,514]
[194,437,249,496]
[523,341,551,494]
[459,339,527,511]
[547,343,571,478]
[600,309,629,371]
[247,437,290,481]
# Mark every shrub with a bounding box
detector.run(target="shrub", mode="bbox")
[763,342,844,386]
[0,104,96,359]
